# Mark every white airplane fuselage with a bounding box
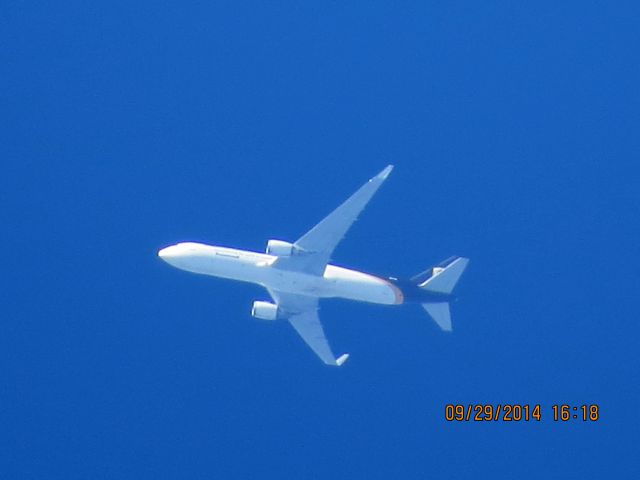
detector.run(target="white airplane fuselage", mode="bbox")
[158,242,404,305]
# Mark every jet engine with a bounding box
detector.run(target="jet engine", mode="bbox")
[266,239,295,256]
[251,301,279,321]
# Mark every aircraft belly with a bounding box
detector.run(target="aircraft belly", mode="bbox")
[175,254,401,305]
[261,266,401,305]
[180,254,265,284]
[325,275,398,304]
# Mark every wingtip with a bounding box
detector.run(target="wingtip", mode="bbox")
[336,353,350,366]
[378,164,394,179]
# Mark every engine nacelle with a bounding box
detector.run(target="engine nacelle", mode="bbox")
[251,301,279,321]
[266,239,296,256]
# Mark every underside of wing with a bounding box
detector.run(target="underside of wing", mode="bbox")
[268,289,349,366]
[289,310,349,366]
[273,165,393,276]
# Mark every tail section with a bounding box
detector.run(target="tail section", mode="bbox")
[414,257,469,331]
[417,257,469,294]
[421,302,452,331]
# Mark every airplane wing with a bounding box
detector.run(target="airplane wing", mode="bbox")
[267,289,349,366]
[273,165,393,276]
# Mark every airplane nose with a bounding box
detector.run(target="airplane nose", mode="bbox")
[158,246,177,259]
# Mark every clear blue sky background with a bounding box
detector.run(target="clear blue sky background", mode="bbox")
[2,2,638,478]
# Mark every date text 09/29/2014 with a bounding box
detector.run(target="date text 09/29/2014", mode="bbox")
[444,404,600,422]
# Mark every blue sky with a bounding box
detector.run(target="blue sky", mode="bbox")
[2,2,638,478]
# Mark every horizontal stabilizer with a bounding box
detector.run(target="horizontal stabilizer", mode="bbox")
[419,257,469,294]
[411,256,458,284]
[422,302,452,331]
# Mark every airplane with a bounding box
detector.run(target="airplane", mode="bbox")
[158,165,468,366]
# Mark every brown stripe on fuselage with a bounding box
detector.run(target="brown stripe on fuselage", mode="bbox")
[387,281,404,304]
